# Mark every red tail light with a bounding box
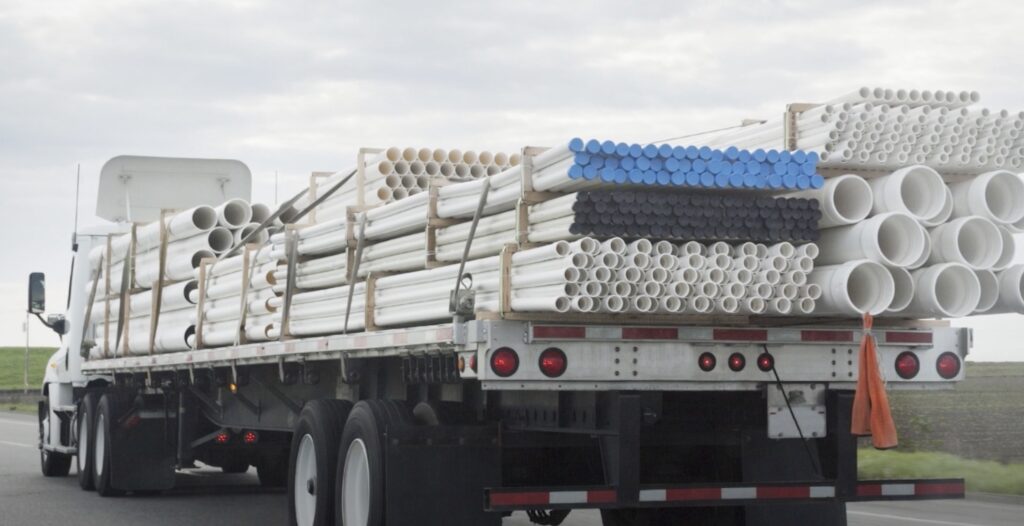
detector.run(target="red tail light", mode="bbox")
[936,352,961,379]
[490,347,519,377]
[895,352,920,379]
[538,348,568,378]
[469,354,478,373]
[728,353,746,372]
[215,431,230,444]
[756,353,775,372]
[243,431,259,445]
[698,352,716,372]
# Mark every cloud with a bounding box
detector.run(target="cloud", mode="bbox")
[1,0,1023,359]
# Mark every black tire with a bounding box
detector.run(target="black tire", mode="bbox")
[39,400,72,477]
[221,460,250,474]
[94,393,125,497]
[287,400,353,526]
[257,451,289,488]
[77,392,98,490]
[334,400,413,526]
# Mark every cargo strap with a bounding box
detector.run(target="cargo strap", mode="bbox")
[851,313,898,449]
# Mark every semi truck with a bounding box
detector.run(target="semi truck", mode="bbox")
[30,153,968,526]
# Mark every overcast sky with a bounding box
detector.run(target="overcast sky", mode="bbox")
[1,0,1022,361]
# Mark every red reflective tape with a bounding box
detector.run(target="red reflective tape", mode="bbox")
[666,487,722,501]
[489,491,550,507]
[801,330,854,343]
[533,326,586,339]
[758,486,810,499]
[885,331,933,344]
[915,482,964,496]
[856,484,883,497]
[587,490,617,504]
[622,327,678,340]
[713,329,768,342]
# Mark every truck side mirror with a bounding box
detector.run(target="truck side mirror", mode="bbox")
[28,272,45,314]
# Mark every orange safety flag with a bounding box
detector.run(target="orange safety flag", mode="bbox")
[850,313,898,449]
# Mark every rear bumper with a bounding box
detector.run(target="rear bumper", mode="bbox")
[485,478,965,511]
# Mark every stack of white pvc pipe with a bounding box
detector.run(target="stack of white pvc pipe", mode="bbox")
[299,147,521,220]
[266,237,820,336]
[701,88,1024,172]
[800,165,1024,317]
[188,247,281,347]
[86,280,199,357]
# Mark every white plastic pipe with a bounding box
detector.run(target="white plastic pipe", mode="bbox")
[868,165,948,221]
[905,263,980,318]
[993,265,1024,313]
[927,216,1003,270]
[974,270,999,314]
[787,174,873,228]
[885,267,916,314]
[950,170,1024,225]
[809,260,895,315]
[816,212,928,268]
[216,199,253,229]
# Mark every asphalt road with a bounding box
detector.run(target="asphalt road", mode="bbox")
[0,411,1019,526]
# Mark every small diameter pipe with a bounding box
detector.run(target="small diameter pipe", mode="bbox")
[927,216,1003,270]
[816,212,928,268]
[950,170,1024,225]
[868,165,947,221]
[786,174,873,228]
[906,263,981,318]
[809,260,895,315]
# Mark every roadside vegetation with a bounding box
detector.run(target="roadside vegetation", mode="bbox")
[860,448,1024,496]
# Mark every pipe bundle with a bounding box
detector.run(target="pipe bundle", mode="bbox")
[269,237,820,337]
[799,166,1023,317]
[297,147,522,220]
[564,139,825,191]
[703,87,1024,172]
[189,247,281,347]
[86,280,198,358]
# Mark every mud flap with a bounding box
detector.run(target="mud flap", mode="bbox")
[111,405,177,491]
[384,424,502,526]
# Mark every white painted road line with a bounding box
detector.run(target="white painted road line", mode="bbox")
[0,440,35,449]
[848,510,983,526]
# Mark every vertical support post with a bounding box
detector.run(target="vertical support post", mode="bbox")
[103,235,113,358]
[600,393,642,505]
[149,209,171,355]
[23,312,29,394]
[279,227,299,340]
[497,244,516,318]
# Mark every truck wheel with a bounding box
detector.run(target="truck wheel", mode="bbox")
[39,399,72,477]
[77,393,98,490]
[335,400,413,526]
[257,452,289,488]
[287,400,353,526]
[221,460,250,474]
[93,393,125,497]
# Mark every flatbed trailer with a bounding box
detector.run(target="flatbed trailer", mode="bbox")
[30,155,969,526]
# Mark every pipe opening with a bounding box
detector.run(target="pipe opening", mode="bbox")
[984,172,1024,224]
[933,265,980,317]
[832,176,873,223]
[975,270,998,313]
[956,218,1002,269]
[900,168,946,220]
[876,214,926,267]
[846,262,894,314]
[192,206,218,231]
[887,267,915,312]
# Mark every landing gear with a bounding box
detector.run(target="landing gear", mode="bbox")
[39,400,72,477]
[287,400,353,526]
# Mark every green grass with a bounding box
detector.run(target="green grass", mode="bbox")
[0,347,55,390]
[860,449,1024,495]
[2,403,37,414]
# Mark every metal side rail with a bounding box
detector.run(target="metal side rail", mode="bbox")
[484,478,966,511]
[80,323,457,374]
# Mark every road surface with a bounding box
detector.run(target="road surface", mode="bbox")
[0,411,1018,525]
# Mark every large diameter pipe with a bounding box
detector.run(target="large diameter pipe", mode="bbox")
[950,170,1024,225]
[215,199,253,229]
[868,165,948,221]
[88,205,218,266]
[786,174,873,228]
[991,265,1024,313]
[905,263,981,318]
[885,267,916,314]
[816,212,928,268]
[927,216,1003,270]
[974,270,999,314]
[808,260,895,315]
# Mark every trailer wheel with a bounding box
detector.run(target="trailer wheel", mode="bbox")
[335,400,413,526]
[287,400,353,526]
[39,400,72,477]
[77,392,98,490]
[94,393,125,497]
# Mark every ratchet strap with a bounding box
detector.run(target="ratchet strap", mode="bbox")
[851,313,898,449]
